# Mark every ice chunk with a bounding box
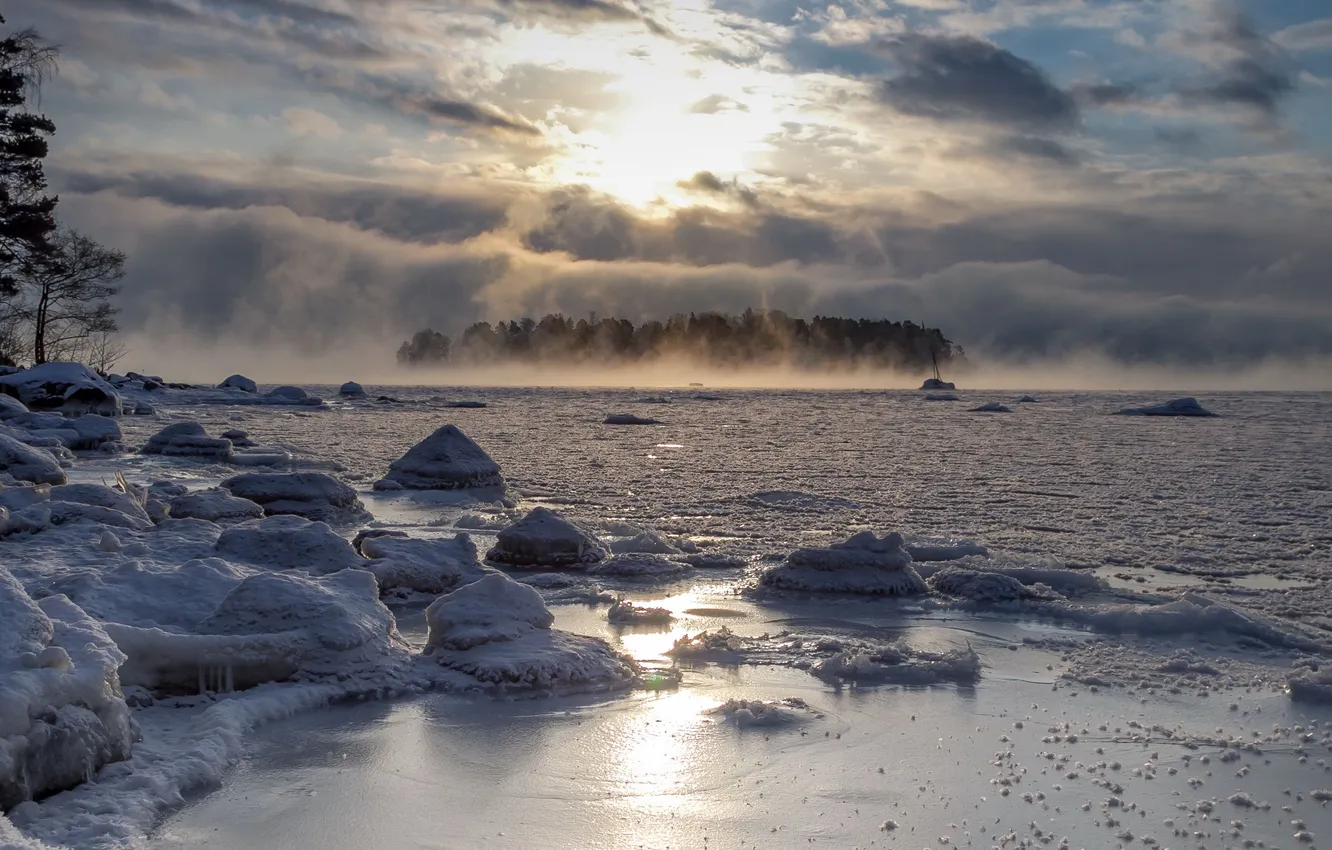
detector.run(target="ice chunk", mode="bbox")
[704,698,811,728]
[486,507,608,567]
[1114,397,1217,417]
[168,488,265,523]
[759,531,927,596]
[141,421,234,460]
[608,599,674,625]
[0,434,66,485]
[0,362,122,416]
[811,643,981,685]
[339,381,365,396]
[220,472,371,525]
[609,528,682,555]
[215,515,364,574]
[604,413,662,425]
[446,401,486,408]
[1016,395,1039,403]
[374,424,505,490]
[927,566,1058,602]
[970,402,1012,413]
[358,533,486,594]
[921,377,955,391]
[217,374,258,393]
[220,428,253,447]
[423,573,636,690]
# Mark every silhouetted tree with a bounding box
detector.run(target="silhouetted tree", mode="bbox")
[24,228,124,364]
[397,328,451,364]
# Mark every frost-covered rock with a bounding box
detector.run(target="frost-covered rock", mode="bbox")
[970,402,1012,413]
[486,507,608,567]
[608,599,674,625]
[0,363,122,417]
[0,434,66,485]
[131,401,156,416]
[219,428,253,447]
[0,574,134,810]
[423,573,635,690]
[921,377,955,391]
[358,533,487,595]
[217,374,257,393]
[215,515,363,574]
[47,484,150,524]
[760,531,927,596]
[265,385,309,402]
[141,421,233,460]
[339,381,364,396]
[168,488,265,524]
[374,424,505,491]
[589,553,692,582]
[1114,397,1217,417]
[604,413,662,425]
[220,472,371,526]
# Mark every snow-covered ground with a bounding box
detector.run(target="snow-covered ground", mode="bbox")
[3,381,1331,849]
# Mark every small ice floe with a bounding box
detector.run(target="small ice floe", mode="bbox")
[166,488,265,524]
[0,362,122,416]
[759,531,928,596]
[668,626,749,661]
[356,532,488,595]
[1288,665,1332,704]
[927,566,1061,603]
[921,377,956,391]
[970,402,1012,413]
[704,697,814,728]
[924,393,959,401]
[220,472,372,526]
[607,598,674,625]
[485,507,608,568]
[141,421,233,461]
[0,433,66,485]
[374,424,505,490]
[604,413,662,425]
[339,381,365,397]
[217,374,258,393]
[588,553,693,582]
[422,573,637,690]
[454,512,518,531]
[811,642,982,686]
[1114,397,1217,417]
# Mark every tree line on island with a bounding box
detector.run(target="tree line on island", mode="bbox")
[397,310,964,373]
[0,17,126,371]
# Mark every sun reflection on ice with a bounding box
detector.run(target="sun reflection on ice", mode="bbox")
[605,690,716,816]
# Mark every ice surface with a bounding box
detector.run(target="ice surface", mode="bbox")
[216,375,257,393]
[760,531,928,595]
[1114,396,1218,417]
[338,382,364,396]
[588,553,692,581]
[0,364,122,417]
[220,473,371,526]
[214,516,364,574]
[374,424,504,490]
[486,507,608,567]
[603,414,662,425]
[0,436,66,485]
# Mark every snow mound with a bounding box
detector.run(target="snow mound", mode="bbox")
[609,528,682,555]
[608,599,674,625]
[486,507,608,567]
[704,698,813,728]
[47,483,150,524]
[168,488,265,523]
[1,575,134,809]
[812,643,981,685]
[0,434,66,485]
[921,377,955,391]
[423,573,636,690]
[374,424,504,491]
[0,394,27,419]
[589,553,692,581]
[0,363,122,416]
[358,533,486,595]
[220,472,371,526]
[217,374,257,393]
[1114,397,1217,417]
[924,393,958,401]
[141,421,233,460]
[215,515,364,574]
[927,566,1060,603]
[760,531,927,596]
[970,402,1012,413]
[339,381,364,396]
[604,414,662,425]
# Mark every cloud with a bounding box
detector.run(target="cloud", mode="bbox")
[1180,8,1297,124]
[876,34,1081,130]
[1273,17,1332,53]
[688,93,750,114]
[281,106,340,138]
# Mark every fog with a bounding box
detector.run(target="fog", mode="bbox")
[122,332,1332,392]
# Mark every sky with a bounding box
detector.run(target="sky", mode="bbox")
[9,0,1332,376]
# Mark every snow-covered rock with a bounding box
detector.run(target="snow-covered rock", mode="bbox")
[423,573,636,690]
[141,421,233,460]
[1,572,134,809]
[0,394,28,419]
[927,566,1057,603]
[1016,395,1039,403]
[167,488,265,524]
[374,424,505,491]
[1114,397,1217,417]
[131,401,156,416]
[339,381,364,396]
[217,374,257,393]
[604,413,662,425]
[220,472,371,526]
[47,484,150,524]
[921,377,956,391]
[265,386,309,402]
[970,402,1012,413]
[358,533,487,595]
[609,528,682,555]
[486,507,608,567]
[0,363,122,417]
[0,434,66,485]
[214,515,364,574]
[759,531,928,596]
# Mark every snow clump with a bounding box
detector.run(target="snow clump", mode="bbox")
[0,362,122,416]
[374,424,505,491]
